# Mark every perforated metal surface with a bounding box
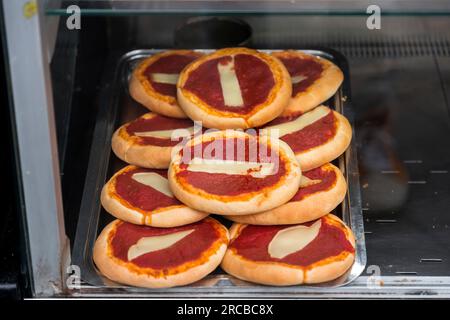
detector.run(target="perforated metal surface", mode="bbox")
[256,34,450,58]
[250,16,450,58]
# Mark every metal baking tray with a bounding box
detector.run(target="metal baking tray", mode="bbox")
[71,48,366,296]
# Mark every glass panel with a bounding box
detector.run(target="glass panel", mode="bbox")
[45,0,450,16]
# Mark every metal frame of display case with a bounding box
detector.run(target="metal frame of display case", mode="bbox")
[2,0,69,297]
[45,0,450,16]
[2,0,450,298]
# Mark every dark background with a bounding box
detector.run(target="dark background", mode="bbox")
[0,14,22,299]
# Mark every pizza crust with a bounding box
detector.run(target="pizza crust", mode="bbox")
[129,50,203,118]
[101,166,209,227]
[112,127,173,169]
[93,218,229,288]
[272,50,344,117]
[129,75,187,118]
[221,214,355,286]
[226,163,347,225]
[304,253,355,284]
[305,215,356,284]
[295,108,352,171]
[168,130,302,216]
[111,112,192,169]
[177,48,292,129]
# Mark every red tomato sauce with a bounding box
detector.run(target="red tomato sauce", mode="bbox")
[183,54,275,114]
[115,167,181,211]
[126,114,193,147]
[278,111,337,153]
[144,53,199,97]
[176,138,286,196]
[291,166,337,201]
[230,217,354,266]
[110,219,220,269]
[278,56,323,96]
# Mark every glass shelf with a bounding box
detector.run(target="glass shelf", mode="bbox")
[45,0,450,16]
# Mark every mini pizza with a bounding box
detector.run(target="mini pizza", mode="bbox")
[177,48,292,129]
[227,163,346,225]
[93,217,229,288]
[221,214,355,286]
[129,50,203,118]
[272,50,343,117]
[112,112,197,169]
[168,130,301,216]
[261,105,352,171]
[101,165,208,227]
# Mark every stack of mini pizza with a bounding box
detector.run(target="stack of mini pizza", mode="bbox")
[94,48,356,288]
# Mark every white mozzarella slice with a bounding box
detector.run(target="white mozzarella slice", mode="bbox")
[134,126,195,139]
[131,172,174,197]
[268,220,322,259]
[262,106,330,137]
[291,74,307,84]
[187,158,275,178]
[127,229,195,261]
[217,57,244,107]
[150,73,179,85]
[299,175,322,188]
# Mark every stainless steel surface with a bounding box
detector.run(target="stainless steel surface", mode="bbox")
[2,0,69,296]
[235,16,450,278]
[351,55,450,277]
[70,276,450,298]
[71,48,366,296]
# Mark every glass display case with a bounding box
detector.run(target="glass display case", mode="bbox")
[1,0,450,298]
